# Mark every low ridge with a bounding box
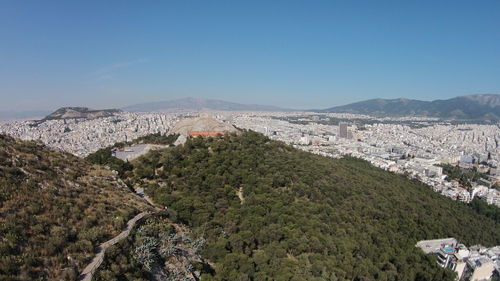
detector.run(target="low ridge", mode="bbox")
[42,107,122,121]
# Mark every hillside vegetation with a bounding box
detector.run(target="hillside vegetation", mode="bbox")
[94,215,211,281]
[124,131,500,281]
[0,134,150,280]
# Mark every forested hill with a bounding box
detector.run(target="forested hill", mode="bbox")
[128,131,500,281]
[0,134,150,280]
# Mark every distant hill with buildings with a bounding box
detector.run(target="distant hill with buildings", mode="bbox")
[318,94,500,121]
[123,97,291,112]
[42,107,122,121]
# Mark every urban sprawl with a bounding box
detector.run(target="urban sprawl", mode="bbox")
[2,110,500,280]
[1,111,499,209]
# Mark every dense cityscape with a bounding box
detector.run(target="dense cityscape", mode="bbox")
[2,111,499,209]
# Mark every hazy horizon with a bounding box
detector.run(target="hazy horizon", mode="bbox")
[1,1,499,111]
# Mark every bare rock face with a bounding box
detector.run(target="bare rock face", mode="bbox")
[168,116,238,137]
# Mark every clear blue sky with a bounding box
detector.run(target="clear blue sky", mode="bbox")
[0,0,499,111]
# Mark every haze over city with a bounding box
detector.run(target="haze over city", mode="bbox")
[1,0,499,111]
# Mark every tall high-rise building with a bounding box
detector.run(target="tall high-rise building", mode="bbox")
[339,122,348,138]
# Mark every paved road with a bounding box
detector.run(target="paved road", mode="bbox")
[78,212,150,281]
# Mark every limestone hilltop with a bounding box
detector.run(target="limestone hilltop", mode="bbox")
[168,116,238,136]
[43,107,122,121]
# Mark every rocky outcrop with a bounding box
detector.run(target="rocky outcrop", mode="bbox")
[169,116,238,137]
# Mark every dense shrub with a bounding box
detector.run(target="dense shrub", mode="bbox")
[0,135,150,280]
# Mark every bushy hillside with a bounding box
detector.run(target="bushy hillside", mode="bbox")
[127,131,500,281]
[0,135,150,280]
[94,215,211,281]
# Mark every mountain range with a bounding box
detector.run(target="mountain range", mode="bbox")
[123,97,291,112]
[318,94,500,121]
[4,94,500,122]
[124,94,500,121]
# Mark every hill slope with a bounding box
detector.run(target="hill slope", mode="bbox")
[320,94,500,121]
[124,131,500,281]
[42,107,122,121]
[123,97,291,112]
[0,135,150,280]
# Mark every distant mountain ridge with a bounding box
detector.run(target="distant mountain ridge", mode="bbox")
[0,110,51,121]
[123,97,291,112]
[318,94,500,121]
[7,94,499,121]
[43,107,122,121]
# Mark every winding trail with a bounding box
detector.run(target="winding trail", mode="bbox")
[78,211,151,281]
